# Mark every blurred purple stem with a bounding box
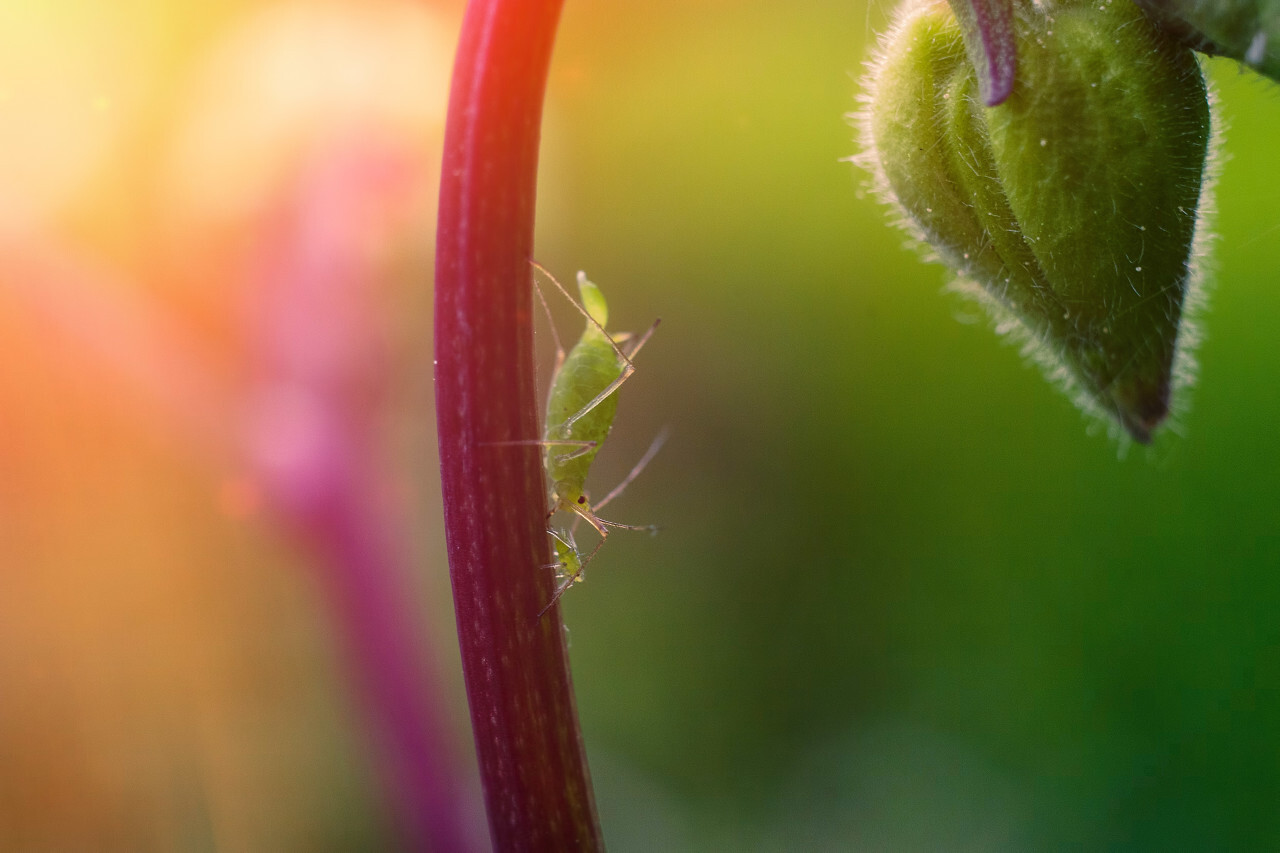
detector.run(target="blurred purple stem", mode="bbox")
[246,137,484,852]
[0,138,485,850]
[279,477,483,853]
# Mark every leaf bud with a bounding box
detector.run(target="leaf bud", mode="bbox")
[859,0,1213,442]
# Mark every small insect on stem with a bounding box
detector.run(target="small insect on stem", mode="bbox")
[538,428,668,618]
[528,261,663,613]
[539,527,584,616]
[532,262,657,524]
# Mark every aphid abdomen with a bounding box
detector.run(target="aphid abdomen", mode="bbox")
[544,338,622,491]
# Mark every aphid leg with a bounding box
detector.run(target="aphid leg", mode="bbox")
[553,518,597,594]
[538,578,575,619]
[620,318,660,362]
[485,438,598,464]
[547,439,599,466]
[602,320,659,359]
[560,364,632,432]
[564,429,668,536]
[531,260,621,359]
[593,427,670,512]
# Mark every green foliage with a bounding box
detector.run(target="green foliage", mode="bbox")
[535,3,1280,849]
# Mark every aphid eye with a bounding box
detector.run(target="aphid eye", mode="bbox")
[577,496,587,504]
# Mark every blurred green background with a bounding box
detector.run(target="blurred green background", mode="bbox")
[3,0,1280,849]
[531,1,1280,849]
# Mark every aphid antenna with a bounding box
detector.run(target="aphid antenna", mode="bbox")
[556,497,640,540]
[531,270,567,372]
[530,259,626,360]
[538,431,667,618]
[538,579,574,620]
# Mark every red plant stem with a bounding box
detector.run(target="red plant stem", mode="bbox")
[435,0,604,850]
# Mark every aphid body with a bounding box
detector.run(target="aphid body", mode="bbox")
[543,273,629,536]
[528,264,661,615]
[546,527,583,584]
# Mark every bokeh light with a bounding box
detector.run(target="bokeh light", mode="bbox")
[4,0,1280,849]
[0,1,462,848]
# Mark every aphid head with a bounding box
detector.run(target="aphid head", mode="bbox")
[552,479,588,510]
[553,479,609,536]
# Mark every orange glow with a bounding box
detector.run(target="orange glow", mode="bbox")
[0,2,139,231]
[215,474,264,521]
[0,0,462,846]
[164,0,452,227]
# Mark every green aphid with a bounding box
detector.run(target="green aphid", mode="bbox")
[530,263,663,613]
[535,263,658,535]
[538,428,668,616]
[540,527,585,615]
[547,527,583,581]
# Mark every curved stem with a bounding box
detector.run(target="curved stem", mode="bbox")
[435,0,604,850]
